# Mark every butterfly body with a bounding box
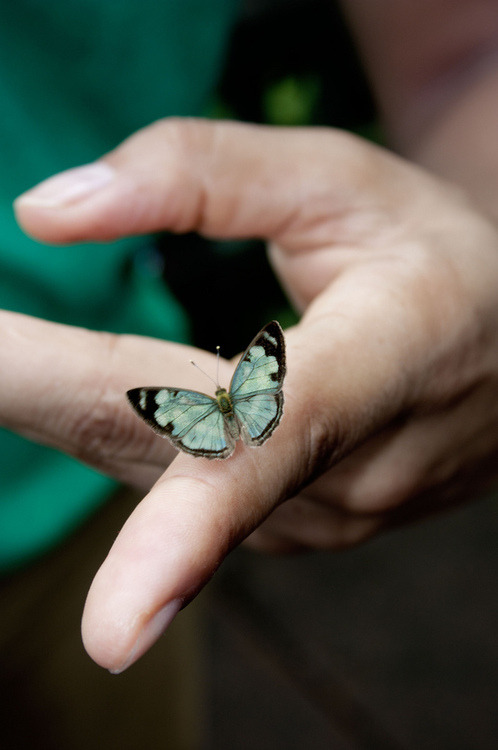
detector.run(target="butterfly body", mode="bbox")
[127,321,286,459]
[215,388,234,416]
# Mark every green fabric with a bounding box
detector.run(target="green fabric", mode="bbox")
[0,0,239,568]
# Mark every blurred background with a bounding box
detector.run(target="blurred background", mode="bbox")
[2,1,498,748]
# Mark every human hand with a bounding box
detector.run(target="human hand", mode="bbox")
[12,119,498,670]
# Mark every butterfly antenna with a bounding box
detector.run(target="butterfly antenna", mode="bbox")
[189,354,220,388]
[215,345,221,388]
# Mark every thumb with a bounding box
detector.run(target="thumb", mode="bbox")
[14,117,376,246]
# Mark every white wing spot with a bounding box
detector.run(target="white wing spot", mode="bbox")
[263,332,277,346]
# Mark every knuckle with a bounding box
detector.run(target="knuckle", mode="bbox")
[69,332,133,466]
[343,467,418,514]
[304,407,353,480]
[142,117,218,233]
[147,117,218,172]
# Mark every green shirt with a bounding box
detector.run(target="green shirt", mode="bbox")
[0,0,239,568]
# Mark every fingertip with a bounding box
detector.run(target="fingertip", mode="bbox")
[101,599,182,674]
[15,163,115,210]
[14,162,117,243]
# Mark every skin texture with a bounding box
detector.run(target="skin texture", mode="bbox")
[6,1,498,670]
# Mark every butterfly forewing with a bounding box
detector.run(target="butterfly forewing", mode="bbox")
[127,320,286,459]
[230,320,286,399]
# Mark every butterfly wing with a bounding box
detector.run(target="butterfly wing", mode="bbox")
[127,320,286,458]
[126,387,236,458]
[229,320,286,446]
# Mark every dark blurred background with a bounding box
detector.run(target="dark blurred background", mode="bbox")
[159,0,375,356]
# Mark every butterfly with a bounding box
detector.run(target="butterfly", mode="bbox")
[126,320,286,459]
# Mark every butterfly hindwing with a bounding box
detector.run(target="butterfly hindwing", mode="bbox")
[231,392,283,445]
[127,320,286,459]
[126,387,235,458]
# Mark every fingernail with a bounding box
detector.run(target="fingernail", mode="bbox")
[16,162,115,208]
[109,598,182,675]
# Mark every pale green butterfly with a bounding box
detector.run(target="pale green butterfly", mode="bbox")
[126,320,286,459]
